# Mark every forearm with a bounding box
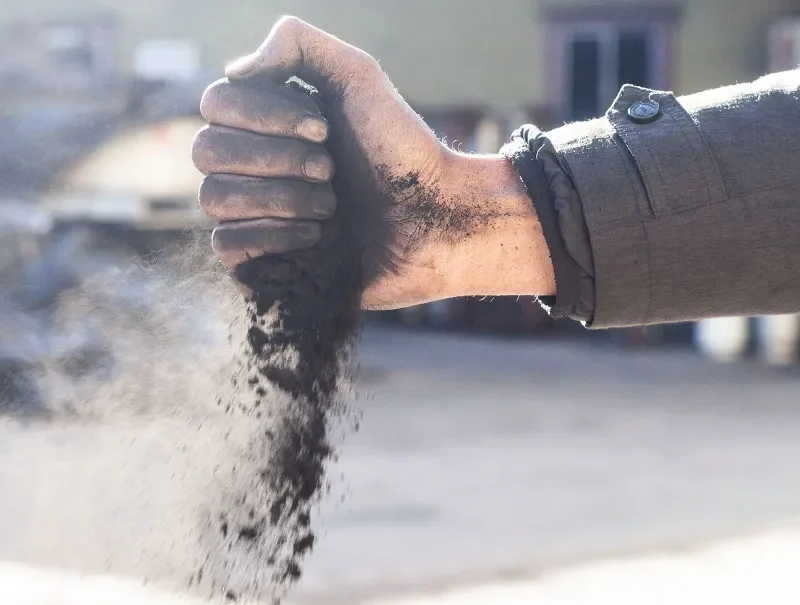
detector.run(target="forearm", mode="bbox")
[437,153,555,300]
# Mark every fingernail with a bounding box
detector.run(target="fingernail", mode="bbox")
[303,155,333,182]
[296,118,328,142]
[226,52,263,77]
[311,189,336,217]
[298,222,321,240]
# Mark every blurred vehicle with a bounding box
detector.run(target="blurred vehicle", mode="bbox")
[0,15,210,254]
[41,112,208,240]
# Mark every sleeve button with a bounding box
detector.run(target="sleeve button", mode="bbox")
[627,100,661,123]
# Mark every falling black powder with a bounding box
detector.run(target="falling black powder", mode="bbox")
[0,71,511,602]
[207,204,363,602]
[198,79,506,603]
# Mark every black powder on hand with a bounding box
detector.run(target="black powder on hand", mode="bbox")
[195,78,479,602]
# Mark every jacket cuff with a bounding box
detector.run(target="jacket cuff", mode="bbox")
[548,114,650,328]
[501,126,595,322]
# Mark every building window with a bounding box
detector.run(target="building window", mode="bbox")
[566,26,653,120]
[569,36,601,120]
[544,6,679,121]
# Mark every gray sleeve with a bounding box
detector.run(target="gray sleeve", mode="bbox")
[547,70,800,328]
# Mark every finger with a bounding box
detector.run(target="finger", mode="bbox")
[225,16,381,96]
[212,218,321,270]
[192,125,334,181]
[200,78,328,143]
[200,175,336,221]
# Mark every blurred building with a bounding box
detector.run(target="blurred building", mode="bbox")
[2,1,799,341]
[4,0,796,203]
[3,0,798,119]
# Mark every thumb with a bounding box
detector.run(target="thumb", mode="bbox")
[225,16,378,96]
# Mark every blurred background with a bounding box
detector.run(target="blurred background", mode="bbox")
[2,1,800,604]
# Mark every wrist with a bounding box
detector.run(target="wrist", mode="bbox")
[436,151,556,299]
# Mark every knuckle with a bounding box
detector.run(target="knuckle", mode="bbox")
[199,78,228,121]
[198,176,221,214]
[270,15,308,62]
[191,126,214,172]
[271,15,304,47]
[275,15,304,34]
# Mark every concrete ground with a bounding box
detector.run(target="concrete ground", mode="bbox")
[4,526,800,605]
[3,326,800,603]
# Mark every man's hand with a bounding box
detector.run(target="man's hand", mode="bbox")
[193,16,555,309]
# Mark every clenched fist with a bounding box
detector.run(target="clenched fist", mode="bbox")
[193,16,554,309]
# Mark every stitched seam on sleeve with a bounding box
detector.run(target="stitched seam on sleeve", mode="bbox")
[659,102,717,205]
[610,119,666,218]
[611,131,656,222]
[682,107,731,201]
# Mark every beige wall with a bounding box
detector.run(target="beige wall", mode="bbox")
[673,0,797,95]
[1,0,796,107]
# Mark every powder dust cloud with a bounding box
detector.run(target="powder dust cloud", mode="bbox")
[0,227,360,604]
